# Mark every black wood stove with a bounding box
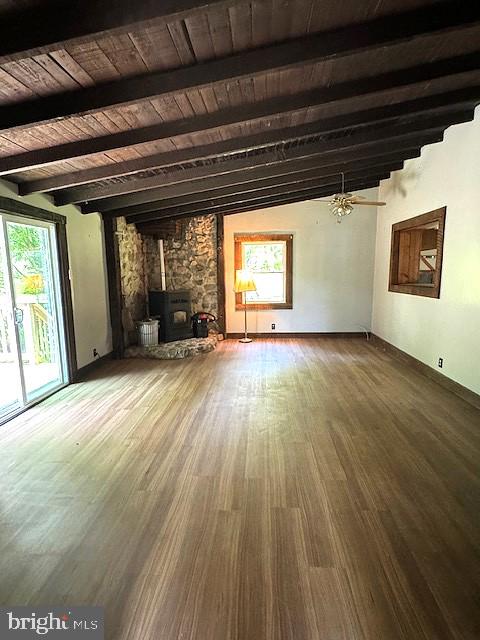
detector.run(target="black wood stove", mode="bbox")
[148,290,193,343]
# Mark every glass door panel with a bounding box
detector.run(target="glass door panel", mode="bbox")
[4,217,66,403]
[0,226,22,418]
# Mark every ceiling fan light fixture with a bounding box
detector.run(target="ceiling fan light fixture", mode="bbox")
[330,194,354,223]
[313,172,387,222]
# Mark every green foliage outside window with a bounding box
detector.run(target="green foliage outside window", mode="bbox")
[243,242,285,273]
[7,224,45,294]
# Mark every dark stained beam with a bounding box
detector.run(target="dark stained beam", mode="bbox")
[52,99,478,205]
[81,114,460,213]
[135,171,390,219]
[135,178,383,231]
[102,216,124,359]
[114,141,429,219]
[124,159,405,223]
[216,214,226,335]
[2,55,479,176]
[125,167,398,224]
[0,0,238,64]
[20,85,480,195]
[2,3,480,130]
[105,133,444,218]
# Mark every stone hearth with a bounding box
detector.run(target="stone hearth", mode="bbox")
[124,335,218,360]
[117,214,220,348]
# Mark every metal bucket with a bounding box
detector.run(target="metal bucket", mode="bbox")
[137,319,159,346]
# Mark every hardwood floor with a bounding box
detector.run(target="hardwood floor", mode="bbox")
[0,338,479,640]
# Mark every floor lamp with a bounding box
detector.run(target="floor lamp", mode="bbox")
[234,269,257,343]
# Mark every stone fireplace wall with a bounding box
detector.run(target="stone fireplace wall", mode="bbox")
[116,217,146,345]
[117,214,220,345]
[162,214,218,318]
[116,217,162,345]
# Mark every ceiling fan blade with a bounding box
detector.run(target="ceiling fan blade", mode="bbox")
[353,200,387,206]
[311,198,333,202]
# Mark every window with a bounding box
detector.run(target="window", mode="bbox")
[234,234,293,310]
[389,207,446,298]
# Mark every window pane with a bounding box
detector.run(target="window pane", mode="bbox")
[243,242,285,273]
[246,272,285,303]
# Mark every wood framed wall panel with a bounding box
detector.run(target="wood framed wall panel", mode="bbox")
[388,207,446,298]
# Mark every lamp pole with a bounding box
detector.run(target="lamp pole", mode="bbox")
[240,291,252,343]
[244,292,248,341]
[235,269,255,343]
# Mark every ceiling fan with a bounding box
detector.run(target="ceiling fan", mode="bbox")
[313,173,386,223]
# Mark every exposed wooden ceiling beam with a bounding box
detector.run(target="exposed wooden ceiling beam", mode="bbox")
[124,164,402,225]
[90,132,442,215]
[20,85,480,195]
[135,178,383,231]
[51,99,477,204]
[124,159,405,223]
[0,0,239,64]
[2,2,480,130]
[81,115,459,213]
[133,173,390,223]
[113,142,429,219]
[2,54,478,176]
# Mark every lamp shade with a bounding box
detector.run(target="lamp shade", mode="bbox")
[234,269,257,293]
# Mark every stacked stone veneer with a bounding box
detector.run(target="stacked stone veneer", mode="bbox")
[116,214,219,346]
[162,214,218,318]
[116,218,162,345]
[125,335,217,360]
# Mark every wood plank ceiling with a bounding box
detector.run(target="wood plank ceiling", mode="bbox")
[1,0,479,231]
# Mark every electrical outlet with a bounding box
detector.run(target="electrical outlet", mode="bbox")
[438,357,443,369]
[271,323,276,330]
[93,348,99,358]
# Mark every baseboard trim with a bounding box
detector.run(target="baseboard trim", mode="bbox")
[370,334,480,411]
[73,351,113,382]
[226,332,366,339]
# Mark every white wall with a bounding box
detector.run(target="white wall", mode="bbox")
[224,191,378,334]
[0,178,111,369]
[372,107,480,395]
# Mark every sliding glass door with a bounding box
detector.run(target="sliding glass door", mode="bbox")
[0,227,22,416]
[0,213,68,422]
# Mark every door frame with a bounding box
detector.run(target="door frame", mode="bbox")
[0,196,77,395]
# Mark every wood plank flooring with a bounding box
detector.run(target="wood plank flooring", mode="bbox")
[0,338,479,640]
